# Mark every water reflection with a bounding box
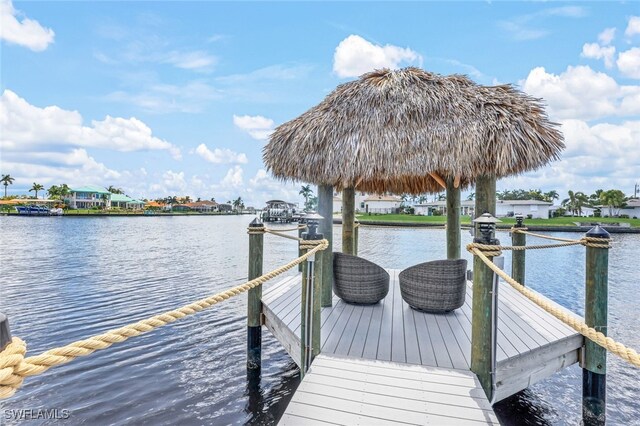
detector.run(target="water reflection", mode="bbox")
[0,216,638,424]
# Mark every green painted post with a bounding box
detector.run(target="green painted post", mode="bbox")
[247,218,264,373]
[512,215,526,286]
[317,185,334,307]
[583,225,610,426]
[342,187,355,255]
[446,176,461,259]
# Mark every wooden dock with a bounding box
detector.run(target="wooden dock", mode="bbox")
[279,354,499,425]
[262,269,584,423]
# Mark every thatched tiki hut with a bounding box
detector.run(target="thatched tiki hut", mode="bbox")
[264,66,563,305]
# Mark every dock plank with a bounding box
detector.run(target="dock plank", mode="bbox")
[279,354,499,425]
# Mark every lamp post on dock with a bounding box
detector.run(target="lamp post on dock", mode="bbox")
[247,218,264,375]
[582,225,610,426]
[471,212,501,401]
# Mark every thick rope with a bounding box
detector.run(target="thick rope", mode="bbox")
[511,228,611,248]
[265,229,303,242]
[0,239,329,399]
[467,244,640,368]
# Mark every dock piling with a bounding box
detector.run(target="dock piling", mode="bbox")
[511,214,526,286]
[317,185,334,307]
[470,212,500,401]
[582,225,610,426]
[300,214,324,377]
[247,218,264,373]
[0,313,11,351]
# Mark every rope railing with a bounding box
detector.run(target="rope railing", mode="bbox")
[466,240,640,369]
[0,238,329,399]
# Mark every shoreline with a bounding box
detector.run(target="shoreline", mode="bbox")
[332,218,640,234]
[0,212,253,218]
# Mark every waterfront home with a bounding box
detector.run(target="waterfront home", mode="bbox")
[333,191,380,213]
[110,193,145,209]
[184,200,217,212]
[65,185,111,209]
[363,195,402,214]
[414,200,476,216]
[217,203,233,212]
[496,199,552,219]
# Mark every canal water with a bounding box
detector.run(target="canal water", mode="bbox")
[0,215,638,425]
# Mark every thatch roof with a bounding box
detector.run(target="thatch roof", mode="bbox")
[263,67,564,194]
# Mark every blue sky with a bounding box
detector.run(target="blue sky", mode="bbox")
[1,1,639,206]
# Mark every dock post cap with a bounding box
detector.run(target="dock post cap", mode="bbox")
[249,217,264,227]
[586,225,610,239]
[0,312,11,351]
[514,214,525,228]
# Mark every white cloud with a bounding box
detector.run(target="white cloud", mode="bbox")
[581,43,616,68]
[217,64,313,84]
[625,16,640,38]
[0,0,54,51]
[233,114,275,140]
[333,35,421,78]
[617,47,640,79]
[598,27,616,45]
[105,81,221,114]
[220,166,244,188]
[162,170,187,193]
[1,89,181,159]
[499,6,587,41]
[195,143,248,164]
[521,65,640,120]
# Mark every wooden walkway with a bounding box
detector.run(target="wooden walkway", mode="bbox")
[279,354,499,425]
[263,270,583,404]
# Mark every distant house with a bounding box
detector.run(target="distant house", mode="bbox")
[184,200,217,212]
[333,192,384,213]
[65,185,111,209]
[110,193,145,209]
[597,198,640,218]
[171,204,192,212]
[496,200,552,219]
[217,203,233,212]
[363,195,402,214]
[414,200,475,216]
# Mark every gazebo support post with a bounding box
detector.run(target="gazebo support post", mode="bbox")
[446,176,461,259]
[475,175,496,216]
[471,175,498,400]
[317,185,334,307]
[342,187,355,255]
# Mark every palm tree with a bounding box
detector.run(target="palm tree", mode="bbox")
[29,182,44,199]
[1,174,15,198]
[466,192,475,201]
[299,185,313,210]
[47,185,60,199]
[232,196,244,212]
[600,189,626,217]
[107,185,124,194]
[543,190,559,203]
[562,190,589,216]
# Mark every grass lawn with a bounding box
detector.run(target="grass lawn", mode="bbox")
[356,214,640,228]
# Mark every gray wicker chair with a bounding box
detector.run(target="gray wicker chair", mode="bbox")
[333,252,389,304]
[398,259,468,313]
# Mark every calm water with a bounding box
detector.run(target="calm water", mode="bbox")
[0,215,638,425]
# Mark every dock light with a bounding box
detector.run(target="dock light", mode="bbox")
[303,212,324,240]
[473,212,501,245]
[515,213,524,228]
